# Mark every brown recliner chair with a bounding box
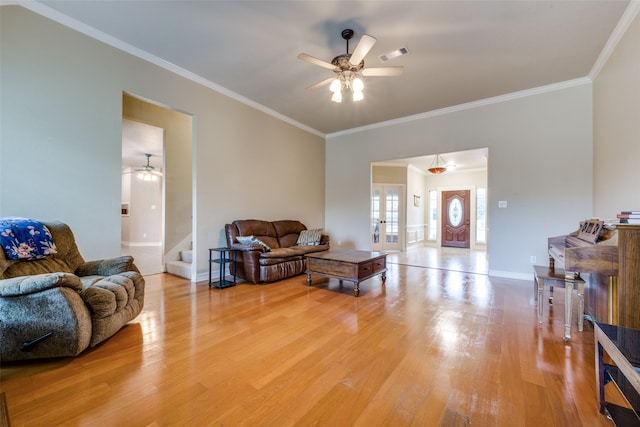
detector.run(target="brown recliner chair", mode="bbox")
[0,220,145,361]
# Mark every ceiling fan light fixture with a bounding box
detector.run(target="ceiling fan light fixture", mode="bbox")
[136,153,163,181]
[299,29,403,105]
[330,78,341,93]
[137,172,159,181]
[352,77,364,92]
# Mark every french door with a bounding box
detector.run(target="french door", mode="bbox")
[371,185,403,251]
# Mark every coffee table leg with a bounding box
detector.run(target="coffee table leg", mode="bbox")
[354,281,360,297]
[306,272,312,285]
[382,272,387,284]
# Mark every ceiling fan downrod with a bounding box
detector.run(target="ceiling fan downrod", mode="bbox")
[342,28,354,54]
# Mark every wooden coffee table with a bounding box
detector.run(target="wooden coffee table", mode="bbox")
[305,250,387,297]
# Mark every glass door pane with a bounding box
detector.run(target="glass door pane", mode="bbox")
[371,188,381,244]
[385,189,399,244]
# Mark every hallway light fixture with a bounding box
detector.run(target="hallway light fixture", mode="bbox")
[428,154,447,174]
[136,153,162,181]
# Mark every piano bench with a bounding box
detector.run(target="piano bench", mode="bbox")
[533,265,585,342]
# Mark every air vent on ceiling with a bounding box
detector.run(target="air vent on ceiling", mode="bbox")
[379,46,409,62]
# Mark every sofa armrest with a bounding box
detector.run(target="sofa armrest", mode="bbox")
[74,255,139,277]
[0,272,83,297]
[230,243,265,252]
[227,244,262,283]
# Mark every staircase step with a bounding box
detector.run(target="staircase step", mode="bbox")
[166,260,191,279]
[180,250,193,263]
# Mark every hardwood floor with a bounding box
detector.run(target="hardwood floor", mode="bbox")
[0,255,616,426]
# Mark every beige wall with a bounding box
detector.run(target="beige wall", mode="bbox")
[2,5,635,279]
[0,6,325,279]
[327,85,593,277]
[372,166,406,184]
[593,13,640,217]
[406,166,428,248]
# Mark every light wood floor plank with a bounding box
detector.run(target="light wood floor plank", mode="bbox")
[0,261,616,426]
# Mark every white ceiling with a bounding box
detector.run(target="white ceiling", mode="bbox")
[122,119,164,171]
[22,1,633,174]
[32,0,631,136]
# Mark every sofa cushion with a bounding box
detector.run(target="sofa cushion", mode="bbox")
[259,248,304,266]
[260,247,305,258]
[294,243,331,255]
[233,220,280,249]
[236,235,272,252]
[297,228,323,246]
[272,220,307,248]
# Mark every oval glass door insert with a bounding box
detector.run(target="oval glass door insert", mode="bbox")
[448,198,463,226]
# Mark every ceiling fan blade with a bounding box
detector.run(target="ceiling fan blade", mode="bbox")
[349,34,376,66]
[297,53,336,70]
[307,77,335,90]
[362,66,404,77]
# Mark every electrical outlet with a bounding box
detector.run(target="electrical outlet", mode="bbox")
[530,256,536,264]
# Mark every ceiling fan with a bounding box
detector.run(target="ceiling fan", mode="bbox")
[298,29,403,102]
[135,153,162,181]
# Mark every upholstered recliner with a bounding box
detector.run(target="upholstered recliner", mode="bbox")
[0,220,144,361]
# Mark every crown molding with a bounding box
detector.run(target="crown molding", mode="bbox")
[12,1,635,142]
[327,77,591,139]
[589,0,640,80]
[15,1,325,139]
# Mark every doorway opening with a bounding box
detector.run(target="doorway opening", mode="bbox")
[121,120,164,275]
[121,92,194,279]
[371,148,488,253]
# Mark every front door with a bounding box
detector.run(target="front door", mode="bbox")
[441,190,470,248]
[371,185,403,251]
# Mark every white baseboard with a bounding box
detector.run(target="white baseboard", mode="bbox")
[121,241,162,247]
[489,270,534,281]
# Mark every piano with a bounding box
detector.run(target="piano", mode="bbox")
[548,219,640,329]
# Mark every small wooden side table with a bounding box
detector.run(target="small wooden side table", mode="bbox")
[209,247,237,289]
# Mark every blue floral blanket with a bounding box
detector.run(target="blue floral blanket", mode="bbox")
[0,217,58,260]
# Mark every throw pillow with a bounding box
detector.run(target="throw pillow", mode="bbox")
[236,235,272,252]
[297,229,322,246]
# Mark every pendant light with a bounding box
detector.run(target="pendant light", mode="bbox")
[428,154,447,174]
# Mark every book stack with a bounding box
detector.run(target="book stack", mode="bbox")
[616,211,640,224]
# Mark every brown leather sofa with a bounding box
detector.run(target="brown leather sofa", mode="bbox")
[225,219,329,283]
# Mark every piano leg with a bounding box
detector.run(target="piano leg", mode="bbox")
[577,280,585,332]
[537,276,544,324]
[564,279,574,342]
